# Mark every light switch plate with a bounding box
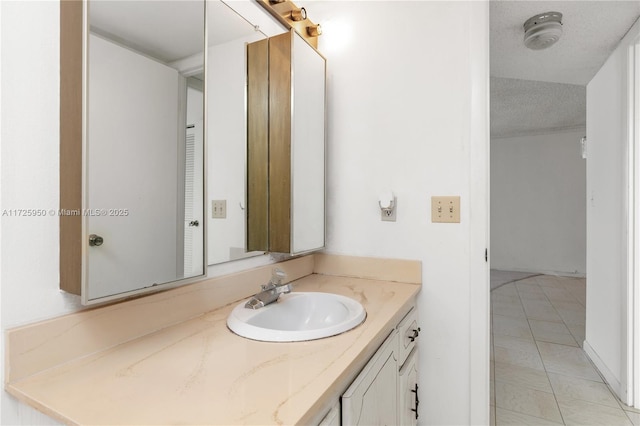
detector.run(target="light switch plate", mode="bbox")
[431,196,460,223]
[212,200,226,219]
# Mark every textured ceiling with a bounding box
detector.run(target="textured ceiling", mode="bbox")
[490,1,639,138]
[491,1,640,85]
[491,77,586,138]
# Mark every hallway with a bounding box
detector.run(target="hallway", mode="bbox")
[490,272,639,425]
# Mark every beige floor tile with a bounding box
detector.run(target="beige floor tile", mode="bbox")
[537,342,603,382]
[494,334,539,352]
[495,381,563,423]
[549,300,584,312]
[494,361,553,392]
[494,284,519,297]
[528,319,578,347]
[495,408,563,425]
[518,290,550,302]
[516,282,545,294]
[566,324,585,347]
[558,398,632,425]
[568,291,586,307]
[521,300,563,322]
[493,300,528,319]
[492,293,522,304]
[556,309,585,326]
[493,315,534,340]
[548,372,620,408]
[494,344,545,371]
[488,272,631,426]
[624,410,640,426]
[542,287,575,303]
[535,276,563,288]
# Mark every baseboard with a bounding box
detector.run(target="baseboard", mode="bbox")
[583,339,628,403]
[490,266,586,278]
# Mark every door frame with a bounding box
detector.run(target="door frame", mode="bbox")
[629,33,640,408]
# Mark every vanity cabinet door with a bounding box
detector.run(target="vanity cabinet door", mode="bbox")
[399,348,419,426]
[342,330,399,426]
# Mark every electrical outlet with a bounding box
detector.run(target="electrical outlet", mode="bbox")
[212,200,226,219]
[381,196,397,222]
[431,196,460,223]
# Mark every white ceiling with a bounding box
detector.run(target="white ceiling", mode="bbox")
[90,0,258,64]
[491,77,585,138]
[90,1,205,63]
[490,1,640,138]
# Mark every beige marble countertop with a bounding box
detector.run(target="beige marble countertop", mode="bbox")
[7,273,419,425]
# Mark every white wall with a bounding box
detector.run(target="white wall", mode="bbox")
[585,17,640,403]
[491,130,587,276]
[310,1,490,423]
[1,1,490,424]
[1,1,80,424]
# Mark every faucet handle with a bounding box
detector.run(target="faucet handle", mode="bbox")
[260,268,287,291]
[272,268,287,285]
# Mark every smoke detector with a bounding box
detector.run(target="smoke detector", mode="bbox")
[523,12,563,50]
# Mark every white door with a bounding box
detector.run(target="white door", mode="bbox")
[87,34,181,301]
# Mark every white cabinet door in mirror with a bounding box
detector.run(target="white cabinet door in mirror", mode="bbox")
[291,32,326,254]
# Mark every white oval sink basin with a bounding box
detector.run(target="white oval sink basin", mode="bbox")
[227,292,366,342]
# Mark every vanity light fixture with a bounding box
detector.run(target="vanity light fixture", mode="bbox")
[307,23,322,37]
[257,0,322,48]
[523,11,563,50]
[291,7,306,21]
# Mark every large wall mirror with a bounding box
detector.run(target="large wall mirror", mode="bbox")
[60,0,324,305]
[85,0,207,303]
[59,0,207,304]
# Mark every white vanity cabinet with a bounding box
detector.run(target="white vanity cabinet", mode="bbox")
[342,330,399,425]
[337,304,420,426]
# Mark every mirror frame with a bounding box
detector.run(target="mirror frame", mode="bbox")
[60,0,209,305]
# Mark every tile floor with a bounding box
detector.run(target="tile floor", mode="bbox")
[490,271,640,425]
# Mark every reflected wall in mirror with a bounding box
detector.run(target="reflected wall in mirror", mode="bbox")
[60,0,207,304]
[206,1,267,265]
[246,30,326,255]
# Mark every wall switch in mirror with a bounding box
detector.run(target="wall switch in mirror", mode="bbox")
[212,200,226,219]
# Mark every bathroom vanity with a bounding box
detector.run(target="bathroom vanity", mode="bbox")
[5,254,420,425]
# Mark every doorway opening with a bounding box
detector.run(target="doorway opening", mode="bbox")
[489,2,640,424]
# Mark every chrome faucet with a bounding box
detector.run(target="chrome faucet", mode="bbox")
[245,268,293,309]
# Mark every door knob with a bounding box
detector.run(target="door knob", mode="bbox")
[89,234,104,246]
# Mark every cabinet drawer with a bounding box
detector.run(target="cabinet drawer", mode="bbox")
[397,307,419,366]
